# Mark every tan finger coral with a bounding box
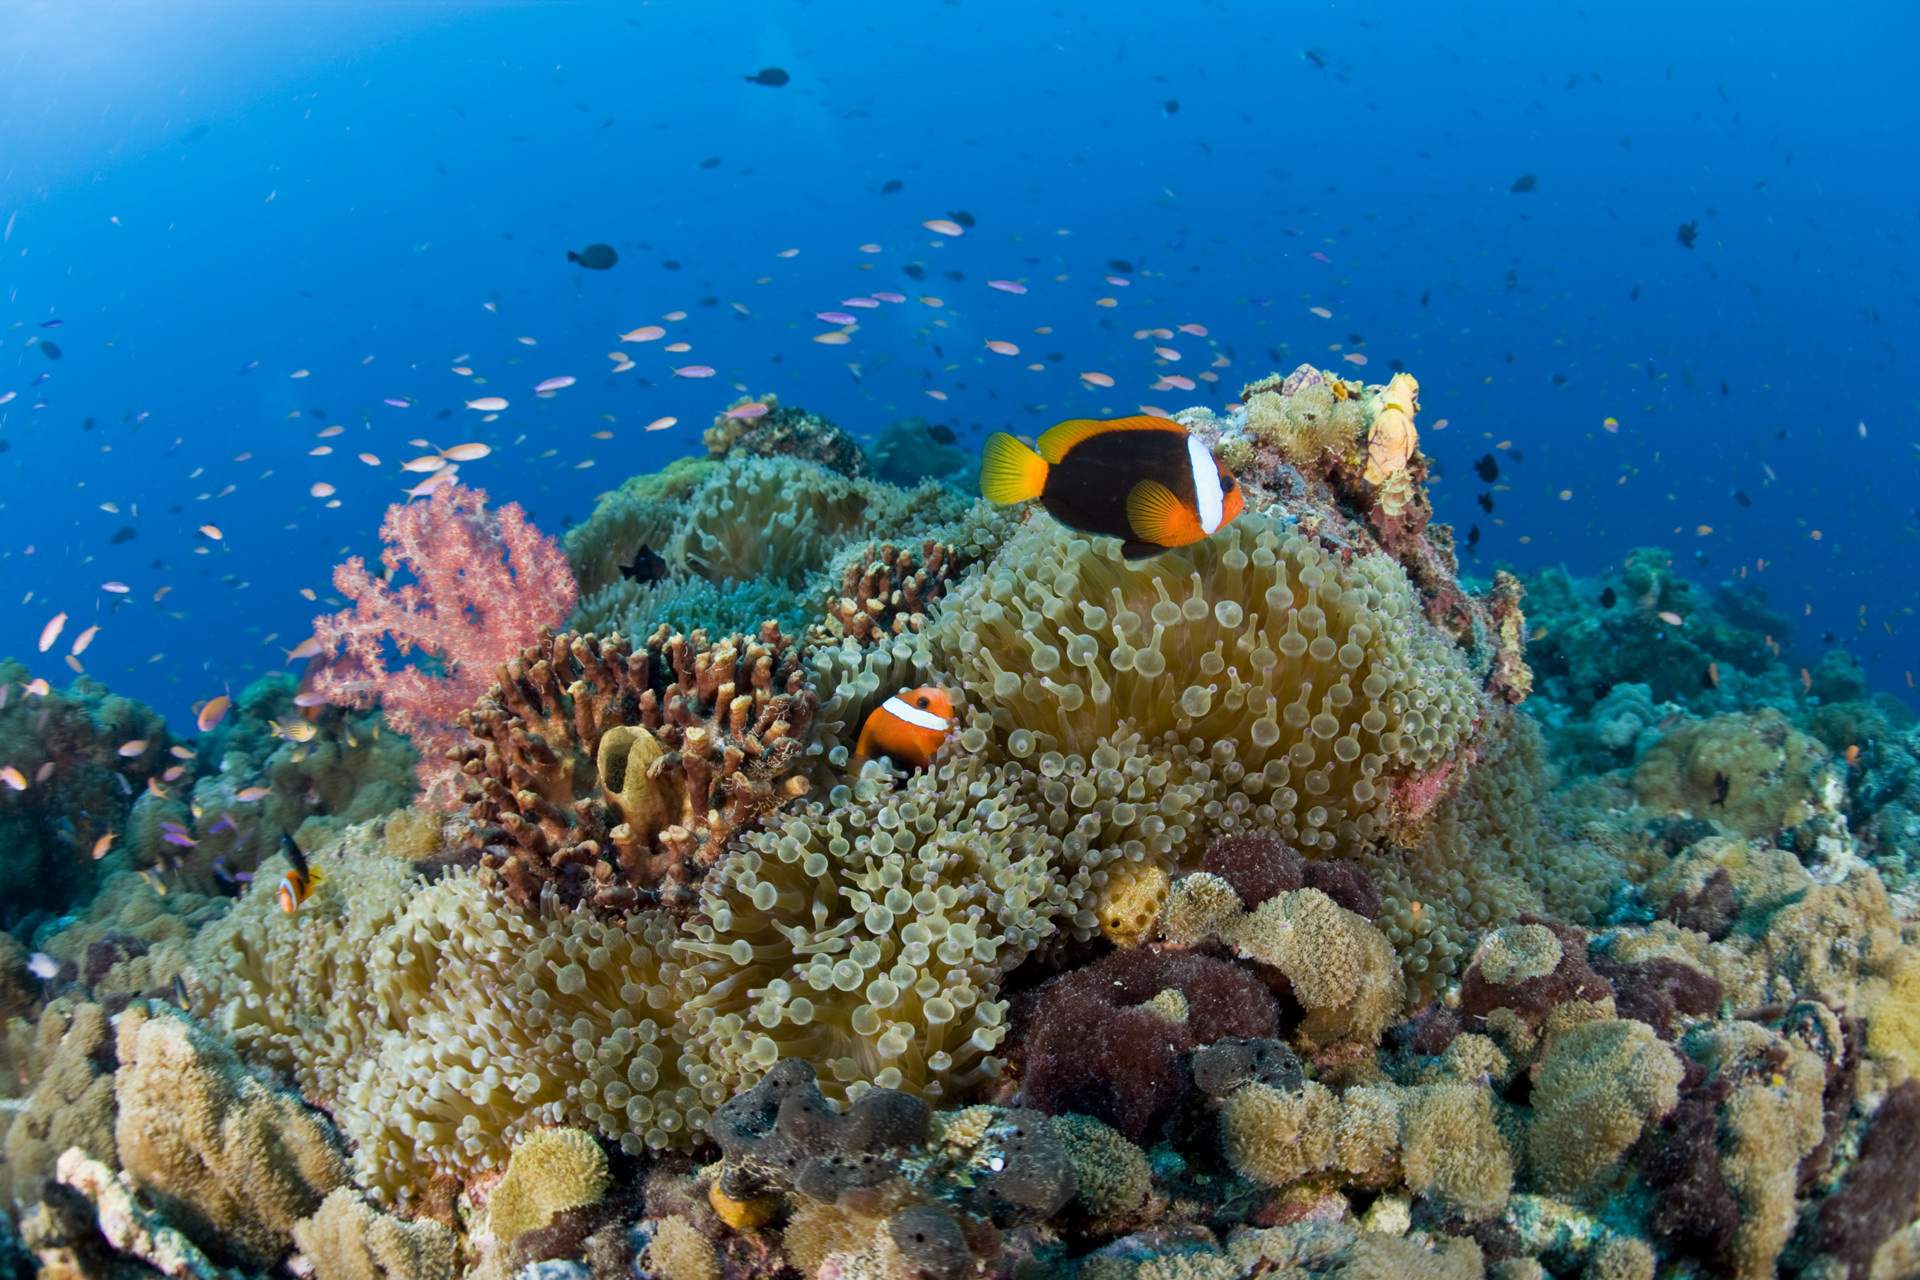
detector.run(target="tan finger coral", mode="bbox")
[114,1003,349,1268]
[452,625,817,910]
[1,999,120,1208]
[929,509,1485,881]
[293,1188,458,1280]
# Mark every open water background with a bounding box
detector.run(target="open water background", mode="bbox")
[2,0,1916,727]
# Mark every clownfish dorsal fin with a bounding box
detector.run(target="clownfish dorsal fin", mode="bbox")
[1036,414,1183,465]
[279,832,309,880]
[980,432,1049,505]
[1126,477,1204,548]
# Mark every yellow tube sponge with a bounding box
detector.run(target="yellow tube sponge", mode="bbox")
[672,749,1084,1107]
[1526,1018,1683,1198]
[292,1188,458,1280]
[487,1128,610,1249]
[114,1003,350,1268]
[930,510,1483,871]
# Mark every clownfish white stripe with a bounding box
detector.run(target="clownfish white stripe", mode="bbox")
[882,695,950,732]
[1188,433,1225,533]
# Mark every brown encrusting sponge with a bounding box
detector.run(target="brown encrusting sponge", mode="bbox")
[450,624,817,910]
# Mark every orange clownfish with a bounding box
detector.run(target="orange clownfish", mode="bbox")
[852,687,954,770]
[276,833,323,914]
[981,415,1245,559]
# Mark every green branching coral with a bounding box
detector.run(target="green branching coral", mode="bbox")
[929,510,1484,878]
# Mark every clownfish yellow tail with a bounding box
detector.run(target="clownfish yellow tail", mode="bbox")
[980,432,1048,505]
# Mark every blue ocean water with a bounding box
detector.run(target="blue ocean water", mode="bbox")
[2,1,1915,729]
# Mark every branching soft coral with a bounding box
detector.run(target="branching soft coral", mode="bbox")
[309,483,577,806]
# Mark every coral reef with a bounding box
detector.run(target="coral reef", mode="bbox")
[11,369,1919,1280]
[293,1188,459,1280]
[701,393,870,479]
[929,508,1488,882]
[0,662,175,928]
[867,416,971,488]
[451,626,817,910]
[310,482,578,806]
[487,1128,610,1249]
[114,1002,348,1267]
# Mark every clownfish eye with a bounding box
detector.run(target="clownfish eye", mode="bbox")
[915,696,931,708]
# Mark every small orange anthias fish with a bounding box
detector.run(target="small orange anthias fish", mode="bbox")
[276,833,323,914]
[981,415,1244,559]
[852,687,954,770]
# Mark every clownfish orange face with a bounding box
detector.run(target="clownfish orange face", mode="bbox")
[851,686,955,771]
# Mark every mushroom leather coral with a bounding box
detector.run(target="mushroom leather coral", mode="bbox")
[452,625,817,910]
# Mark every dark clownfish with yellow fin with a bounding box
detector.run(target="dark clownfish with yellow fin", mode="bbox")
[981,415,1245,558]
[852,686,954,770]
[276,833,323,914]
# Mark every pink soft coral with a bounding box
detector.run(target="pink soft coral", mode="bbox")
[309,482,577,806]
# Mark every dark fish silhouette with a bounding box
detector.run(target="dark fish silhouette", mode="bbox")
[1108,259,1134,273]
[1164,98,1180,114]
[1477,492,1494,514]
[745,67,790,86]
[927,423,956,445]
[619,544,668,583]
[1600,587,1617,608]
[1631,284,1642,300]
[1677,221,1699,248]
[1735,490,1751,508]
[110,526,136,545]
[1510,173,1537,193]
[39,341,60,360]
[1710,772,1729,808]
[881,179,903,194]
[947,209,976,228]
[1420,289,1429,306]
[1466,524,1480,552]
[1473,454,1500,483]
[568,243,618,270]
[699,156,722,169]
